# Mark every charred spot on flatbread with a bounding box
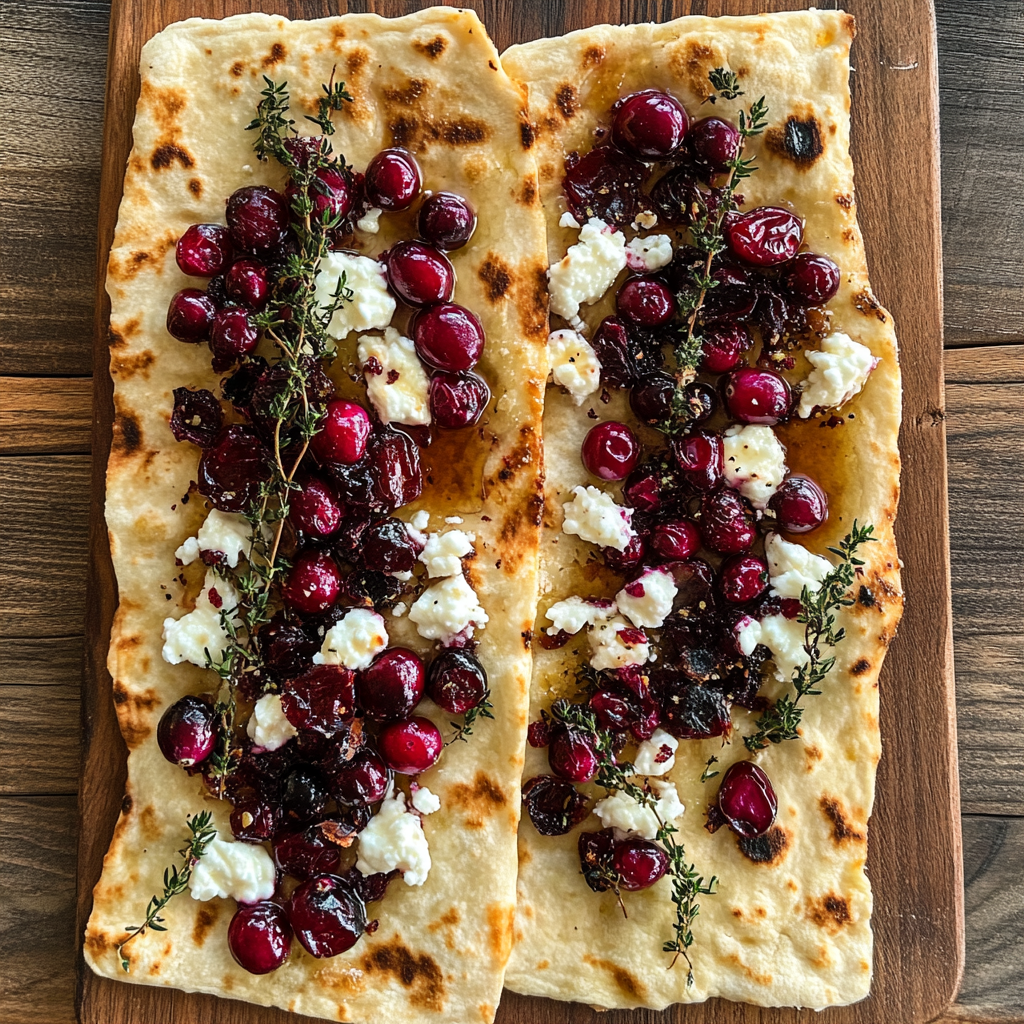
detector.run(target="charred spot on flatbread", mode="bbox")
[581,45,605,68]
[858,584,876,607]
[192,904,220,946]
[670,40,721,102]
[261,42,287,68]
[112,407,143,455]
[187,177,203,197]
[111,349,155,382]
[554,84,579,120]
[360,939,446,1011]
[820,796,866,844]
[414,35,448,60]
[150,143,194,171]
[583,955,647,1000]
[807,893,853,933]
[853,289,888,322]
[851,658,871,675]
[448,770,507,828]
[383,78,428,106]
[737,825,790,865]
[478,255,513,302]
[765,115,825,167]
[517,174,538,205]
[519,118,536,149]
[487,903,515,963]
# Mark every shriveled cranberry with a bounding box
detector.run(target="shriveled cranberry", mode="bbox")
[157,695,215,767]
[344,868,397,904]
[660,681,731,739]
[368,429,423,510]
[590,690,635,732]
[726,207,804,267]
[718,555,769,603]
[225,259,269,310]
[547,727,597,783]
[197,425,272,513]
[700,323,753,374]
[679,381,717,425]
[358,649,425,722]
[427,649,488,715]
[587,317,634,387]
[209,307,258,370]
[226,185,289,253]
[360,517,419,573]
[228,902,291,974]
[229,787,281,842]
[281,765,329,825]
[169,387,223,448]
[522,775,590,837]
[702,284,758,324]
[166,288,215,343]
[282,550,341,615]
[623,468,663,513]
[527,719,552,747]
[630,370,676,425]
[717,760,777,838]
[326,747,391,807]
[722,367,791,425]
[313,400,371,466]
[604,534,647,574]
[274,825,342,881]
[769,475,829,533]
[259,614,317,682]
[411,303,484,371]
[617,277,676,327]
[611,89,688,159]
[282,135,327,168]
[288,166,354,223]
[365,148,421,211]
[613,838,669,890]
[699,489,756,554]
[288,874,367,958]
[581,421,639,481]
[686,117,741,172]
[672,429,723,492]
[650,166,722,226]
[780,252,841,306]
[429,370,490,429]
[650,519,701,560]
[418,192,475,250]
[288,476,343,538]
[378,717,443,775]
[281,665,357,736]
[386,241,455,306]
[563,144,650,227]
[221,356,267,414]
[578,829,617,891]
[177,223,233,277]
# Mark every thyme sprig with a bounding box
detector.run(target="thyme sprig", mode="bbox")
[745,522,876,751]
[116,811,218,973]
[446,692,495,745]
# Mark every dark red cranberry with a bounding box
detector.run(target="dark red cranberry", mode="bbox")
[613,838,669,890]
[722,367,791,425]
[209,306,258,370]
[386,242,455,307]
[650,519,701,560]
[578,828,617,891]
[611,89,689,159]
[589,316,635,387]
[221,356,267,414]
[679,381,717,424]
[717,760,778,838]
[377,717,443,775]
[418,192,475,250]
[368,429,423,511]
[358,649,425,722]
[718,555,769,603]
[411,303,484,371]
[623,467,664,513]
[282,550,341,615]
[228,902,291,974]
[581,421,640,481]
[527,719,552,747]
[650,166,722,227]
[429,371,490,429]
[166,288,215,343]
[169,387,223,448]
[522,775,590,836]
[326,747,391,807]
[672,429,724,492]
[288,166,353,223]
[157,695,215,767]
[562,144,650,227]
[289,476,343,538]
[616,277,676,327]
[702,282,758,324]
[288,874,367,958]
[282,135,327,168]
[197,425,273,513]
[312,400,372,466]
[686,116,741,172]
[365,148,421,211]
[699,489,756,554]
[603,534,647,574]
[229,787,281,842]
[426,649,488,715]
[780,252,841,306]
[226,185,289,253]
[344,868,396,904]
[660,681,731,739]
[281,665,357,737]
[700,323,753,374]
[630,370,676,425]
[176,223,233,277]
[225,259,269,310]
[281,765,329,825]
[360,517,419,573]
[547,727,598,783]
[726,206,804,267]
[769,475,829,533]
[259,615,317,682]
[274,825,342,881]
[590,690,636,733]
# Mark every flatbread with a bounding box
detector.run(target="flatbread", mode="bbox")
[83,10,547,1023]
[501,10,903,1011]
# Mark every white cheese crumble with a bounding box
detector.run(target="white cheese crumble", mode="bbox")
[589,615,650,672]
[593,780,684,840]
[419,529,475,578]
[409,574,488,644]
[615,568,678,629]
[315,251,396,338]
[411,786,441,815]
[188,836,276,904]
[162,572,240,668]
[543,596,614,636]
[246,693,298,752]
[444,516,464,524]
[392,601,408,618]
[632,728,679,777]
[625,234,673,273]
[548,217,627,321]
[736,613,818,683]
[356,787,432,886]
[313,609,388,670]
[547,329,602,405]
[722,424,788,509]
[798,332,878,417]
[765,533,833,599]
[356,207,383,234]
[175,509,262,570]
[357,326,431,427]
[559,211,581,229]
[561,485,634,551]
[632,210,659,230]
[411,510,430,532]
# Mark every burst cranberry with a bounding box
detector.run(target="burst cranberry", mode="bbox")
[563,144,650,226]
[229,788,280,842]
[418,192,475,250]
[157,695,215,767]
[672,429,723,492]
[604,534,647,574]
[228,902,292,974]
[282,550,340,614]
[281,666,356,736]
[226,185,289,253]
[209,306,258,369]
[616,277,676,327]
[630,370,676,425]
[613,838,669,890]
[700,323,753,374]
[288,874,367,958]
[312,400,371,465]
[686,116,741,172]
[589,316,635,387]
[781,252,841,306]
[361,517,419,573]
[726,207,804,267]
[700,489,756,554]
[717,760,778,838]
[288,166,353,223]
[427,649,488,715]
[660,681,731,739]
[259,614,317,681]
[289,476,343,537]
[547,728,598,783]
[176,223,233,277]
[650,166,721,226]
[718,555,769,603]
[651,519,701,560]
[358,649,425,722]
[378,717,443,775]
[166,288,215,343]
[581,421,639,481]
[522,775,589,836]
[429,371,490,428]
[769,475,829,533]
[368,429,423,510]
[623,466,666,512]
[326,747,392,807]
[281,765,329,825]
[365,148,421,210]
[169,387,223,448]
[611,89,689,159]
[722,367,791,425]
[197,425,272,513]
[590,690,635,732]
[579,829,617,891]
[411,303,484,371]
[225,259,269,309]
[679,381,717,424]
[274,825,342,881]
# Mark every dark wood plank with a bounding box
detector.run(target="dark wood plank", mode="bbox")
[945,344,1024,385]
[0,636,85,687]
[0,377,93,455]
[0,684,80,796]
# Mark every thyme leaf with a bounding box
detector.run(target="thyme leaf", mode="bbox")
[446,692,495,745]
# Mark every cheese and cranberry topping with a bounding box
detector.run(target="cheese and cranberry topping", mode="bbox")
[313,609,389,670]
[246,693,298,752]
[175,508,261,569]
[355,786,436,887]
[188,836,276,904]
[632,728,679,777]
[722,424,788,509]
[161,571,240,667]
[593,780,685,840]
[409,574,488,644]
[544,596,615,636]
[588,615,651,671]
[765,533,832,598]
[357,327,431,426]
[624,233,673,272]
[614,567,678,629]
[561,485,635,551]
[418,529,475,578]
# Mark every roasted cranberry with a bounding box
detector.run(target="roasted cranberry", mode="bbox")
[547,728,598,783]
[429,370,490,429]
[169,387,223,448]
[590,690,635,732]
[522,775,590,836]
[288,874,367,958]
[312,400,371,466]
[418,192,475,250]
[578,828,617,891]
[228,902,291,974]
[209,306,259,370]
[176,223,233,277]
[427,649,488,715]
[699,489,756,554]
[368,429,423,510]
[780,252,841,306]
[623,466,666,512]
[378,717,443,775]
[288,476,343,538]
[224,259,269,309]
[672,429,724,492]
[630,370,676,425]
[686,116,741,172]
[326,747,391,807]
[722,367,791,425]
[221,356,267,414]
[563,144,650,226]
[616,277,676,327]
[650,519,701,560]
[166,288,215,343]
[718,555,769,603]
[581,421,640,481]
[613,838,669,890]
[700,323,753,374]
[769,475,829,533]
[157,695,215,767]
[611,89,688,159]
[365,148,421,210]
[360,517,419,573]
[229,788,281,842]
[604,534,647,574]
[281,666,356,736]
[650,166,721,227]
[717,760,777,838]
[587,317,634,387]
[358,649,425,722]
[702,283,758,324]
[226,185,289,253]
[259,614,317,682]
[274,826,342,881]
[281,765,329,825]
[411,303,484,371]
[282,550,341,615]
[679,381,717,424]
[726,207,804,267]
[288,166,353,223]
[660,681,731,739]
[197,425,272,513]
[386,241,455,307]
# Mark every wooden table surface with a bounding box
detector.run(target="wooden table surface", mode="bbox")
[0,1,1020,1022]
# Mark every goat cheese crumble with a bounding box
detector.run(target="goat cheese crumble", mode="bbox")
[315,252,396,338]
[174,509,260,570]
[722,424,788,509]
[411,786,441,815]
[559,211,581,229]
[188,836,276,904]
[548,218,627,321]
[798,332,878,417]
[543,595,614,636]
[409,574,488,644]
[246,693,298,752]
[765,533,833,599]
[419,529,475,578]
[356,787,434,886]
[589,615,650,671]
[615,568,678,629]
[625,234,673,272]
[162,572,240,667]
[357,327,431,427]
[632,728,679,777]
[561,485,634,551]
[314,609,388,670]
[736,612,819,683]
[548,329,602,405]
[593,780,684,839]
[356,207,382,234]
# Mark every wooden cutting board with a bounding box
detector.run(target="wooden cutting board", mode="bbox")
[76,2,961,1022]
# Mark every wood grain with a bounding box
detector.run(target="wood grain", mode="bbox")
[0,377,93,455]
